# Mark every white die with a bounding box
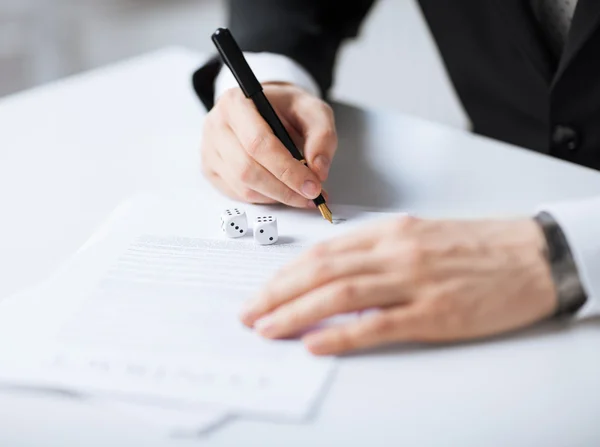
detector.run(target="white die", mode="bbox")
[220,208,248,238]
[254,215,278,245]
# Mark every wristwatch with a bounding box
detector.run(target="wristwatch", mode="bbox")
[533,212,588,317]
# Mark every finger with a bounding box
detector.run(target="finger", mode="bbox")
[254,275,410,339]
[287,98,338,182]
[268,88,333,182]
[226,94,322,200]
[202,130,276,204]
[241,252,382,327]
[215,125,311,208]
[318,216,413,254]
[209,170,275,204]
[302,306,426,356]
[279,114,306,154]
[262,221,390,300]
[271,114,320,208]
[261,252,381,314]
[288,219,392,269]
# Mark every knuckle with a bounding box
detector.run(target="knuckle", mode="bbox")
[314,125,337,145]
[203,108,218,126]
[246,132,271,158]
[367,314,397,337]
[277,164,296,185]
[221,87,242,103]
[238,161,257,184]
[312,260,333,283]
[207,108,225,127]
[307,243,329,261]
[393,215,420,234]
[376,246,402,268]
[213,114,228,130]
[331,282,356,309]
[404,240,427,266]
[401,241,428,283]
[240,188,259,203]
[322,101,335,118]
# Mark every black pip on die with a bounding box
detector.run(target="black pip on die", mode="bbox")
[254,215,278,245]
[220,208,248,238]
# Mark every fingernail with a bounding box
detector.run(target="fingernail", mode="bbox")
[255,316,277,337]
[301,180,320,199]
[314,155,331,177]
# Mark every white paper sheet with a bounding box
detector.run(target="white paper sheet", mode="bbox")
[0,191,401,421]
[0,383,229,438]
[101,399,231,437]
[0,283,232,437]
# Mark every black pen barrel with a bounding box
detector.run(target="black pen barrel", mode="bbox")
[211,28,262,98]
[250,92,304,162]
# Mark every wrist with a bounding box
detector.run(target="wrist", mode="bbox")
[519,218,549,253]
[494,218,548,253]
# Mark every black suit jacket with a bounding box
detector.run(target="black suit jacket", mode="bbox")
[193,0,600,171]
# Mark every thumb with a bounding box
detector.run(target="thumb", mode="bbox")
[289,98,338,182]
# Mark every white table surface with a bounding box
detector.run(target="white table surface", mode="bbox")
[1,47,600,447]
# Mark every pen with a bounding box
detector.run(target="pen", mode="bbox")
[211,27,333,223]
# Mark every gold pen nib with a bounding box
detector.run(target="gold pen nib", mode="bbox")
[317,203,333,223]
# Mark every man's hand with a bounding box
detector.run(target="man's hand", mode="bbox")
[200,83,337,208]
[240,216,559,355]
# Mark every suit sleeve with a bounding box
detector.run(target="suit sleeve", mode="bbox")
[192,0,376,110]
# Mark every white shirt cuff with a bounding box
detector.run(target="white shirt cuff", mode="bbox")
[214,52,321,102]
[538,196,600,319]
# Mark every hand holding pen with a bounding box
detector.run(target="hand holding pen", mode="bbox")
[200,28,336,222]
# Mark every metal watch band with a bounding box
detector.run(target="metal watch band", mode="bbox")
[533,212,587,317]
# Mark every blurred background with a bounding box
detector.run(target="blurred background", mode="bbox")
[0,0,468,128]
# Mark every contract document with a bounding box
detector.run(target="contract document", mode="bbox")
[0,191,400,421]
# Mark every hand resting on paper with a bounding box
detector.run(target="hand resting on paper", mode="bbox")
[239,216,559,355]
[200,83,335,208]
